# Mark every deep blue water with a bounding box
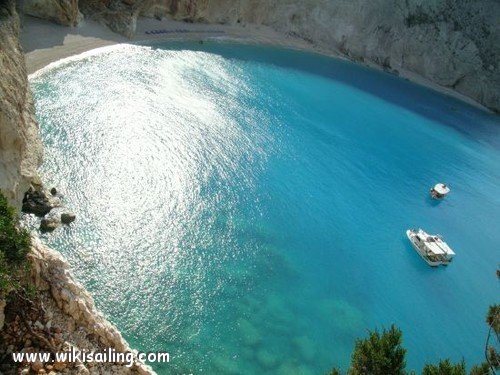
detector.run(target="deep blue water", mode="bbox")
[29,42,500,374]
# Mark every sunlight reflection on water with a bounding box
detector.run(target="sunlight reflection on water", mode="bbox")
[30,42,500,374]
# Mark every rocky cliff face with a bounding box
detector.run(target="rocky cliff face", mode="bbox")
[0,5,154,373]
[79,0,143,38]
[23,0,83,26]
[78,0,500,112]
[28,238,154,374]
[22,0,82,26]
[0,1,43,210]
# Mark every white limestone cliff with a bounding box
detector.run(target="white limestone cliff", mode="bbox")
[167,0,500,112]
[0,4,154,373]
[22,0,83,26]
[29,237,155,374]
[0,1,43,210]
[78,0,500,112]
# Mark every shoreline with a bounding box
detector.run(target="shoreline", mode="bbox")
[21,15,493,113]
[13,13,499,374]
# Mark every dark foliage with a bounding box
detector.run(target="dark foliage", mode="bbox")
[0,192,31,293]
[422,359,466,375]
[348,325,407,375]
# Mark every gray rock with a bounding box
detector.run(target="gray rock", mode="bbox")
[40,217,59,232]
[61,212,76,224]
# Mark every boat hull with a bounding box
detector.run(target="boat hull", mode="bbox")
[406,230,442,267]
[430,189,446,199]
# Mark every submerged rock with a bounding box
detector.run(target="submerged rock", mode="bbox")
[292,335,315,362]
[237,318,261,346]
[318,298,364,333]
[212,354,240,374]
[61,212,76,224]
[256,348,278,369]
[276,362,300,375]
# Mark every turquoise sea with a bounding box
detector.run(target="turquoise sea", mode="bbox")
[30,42,500,374]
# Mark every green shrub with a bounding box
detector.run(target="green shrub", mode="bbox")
[469,362,492,375]
[0,192,31,294]
[422,359,466,375]
[349,325,407,375]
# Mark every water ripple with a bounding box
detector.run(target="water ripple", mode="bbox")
[30,42,500,374]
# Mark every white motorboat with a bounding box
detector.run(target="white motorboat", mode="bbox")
[406,229,455,266]
[430,183,450,199]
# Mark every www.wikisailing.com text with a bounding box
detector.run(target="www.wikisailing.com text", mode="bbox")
[12,347,170,368]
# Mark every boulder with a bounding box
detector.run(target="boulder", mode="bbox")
[22,188,54,217]
[61,212,76,224]
[40,217,59,232]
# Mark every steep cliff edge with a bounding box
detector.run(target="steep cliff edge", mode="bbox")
[22,0,82,26]
[77,0,500,112]
[0,3,154,373]
[0,1,43,210]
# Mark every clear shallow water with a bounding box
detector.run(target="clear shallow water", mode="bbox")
[30,42,500,374]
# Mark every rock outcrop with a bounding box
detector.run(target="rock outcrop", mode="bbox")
[40,215,60,232]
[22,186,57,217]
[61,211,76,224]
[40,209,77,232]
[22,0,83,26]
[79,0,142,38]
[76,0,500,112]
[0,0,43,210]
[28,237,155,374]
[1,4,153,373]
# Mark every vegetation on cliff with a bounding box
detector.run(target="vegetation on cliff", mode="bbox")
[330,304,500,375]
[0,192,31,294]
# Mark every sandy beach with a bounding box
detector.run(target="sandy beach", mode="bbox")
[21,15,316,75]
[21,14,490,111]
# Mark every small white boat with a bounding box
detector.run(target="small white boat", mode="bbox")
[406,229,455,266]
[430,183,450,199]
